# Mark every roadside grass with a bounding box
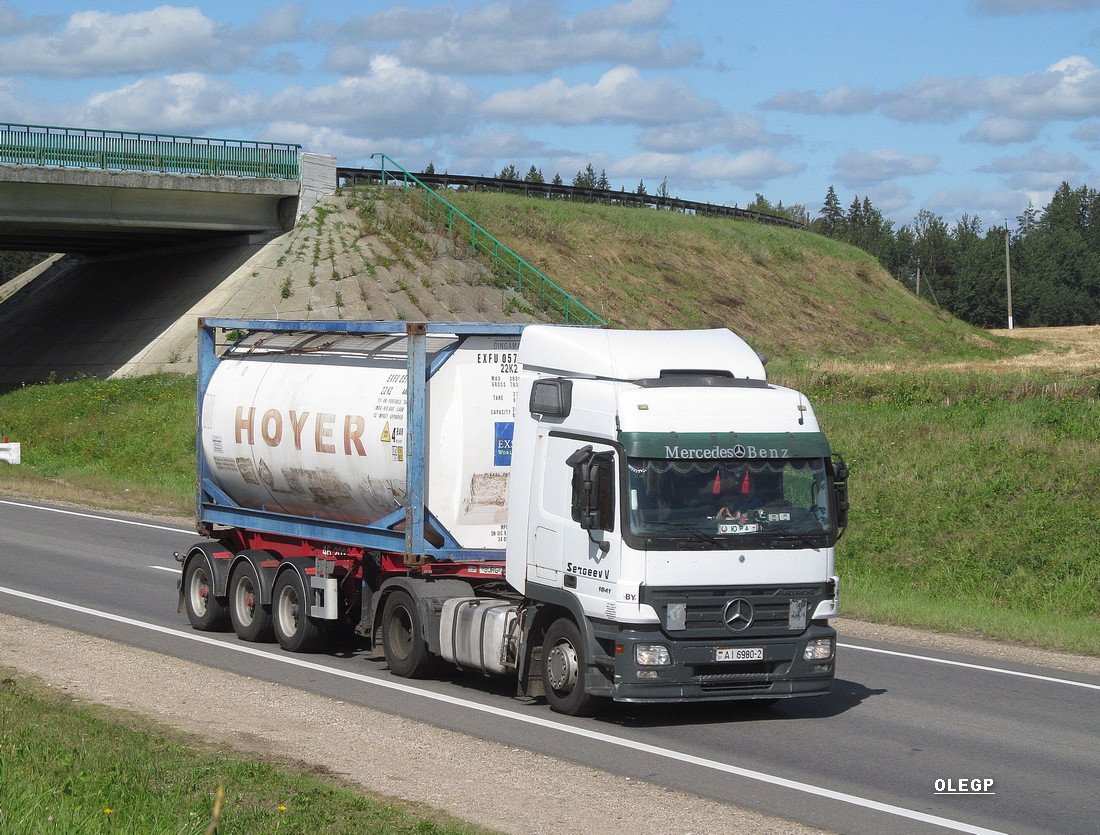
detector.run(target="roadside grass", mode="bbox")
[0,673,491,835]
[0,374,195,515]
[793,371,1100,655]
[1,368,1097,656]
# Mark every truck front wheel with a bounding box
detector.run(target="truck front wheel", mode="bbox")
[228,562,274,642]
[381,590,438,678]
[272,571,328,653]
[542,618,603,717]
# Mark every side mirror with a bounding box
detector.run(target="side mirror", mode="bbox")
[830,454,850,536]
[567,445,614,553]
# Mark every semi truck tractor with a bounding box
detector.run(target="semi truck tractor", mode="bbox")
[178,318,848,715]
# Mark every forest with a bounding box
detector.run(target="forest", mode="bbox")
[754,181,1100,328]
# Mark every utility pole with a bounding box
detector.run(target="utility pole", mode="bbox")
[1004,222,1013,330]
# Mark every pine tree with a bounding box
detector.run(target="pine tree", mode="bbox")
[524,165,544,184]
[572,164,597,189]
[818,186,844,236]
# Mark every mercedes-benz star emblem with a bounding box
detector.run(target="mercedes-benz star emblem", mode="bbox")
[723,598,754,632]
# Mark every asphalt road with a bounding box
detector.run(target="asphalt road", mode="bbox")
[1,496,1097,835]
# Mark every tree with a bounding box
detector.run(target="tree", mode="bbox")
[423,162,436,175]
[572,164,597,189]
[817,185,844,236]
[499,164,520,181]
[551,172,563,186]
[524,165,544,184]
[655,177,670,200]
[635,179,647,195]
[596,169,610,191]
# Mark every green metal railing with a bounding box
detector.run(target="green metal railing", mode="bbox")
[369,153,605,326]
[0,123,300,179]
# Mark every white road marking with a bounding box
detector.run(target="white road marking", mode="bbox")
[0,498,194,535]
[839,643,1100,691]
[0,583,1008,835]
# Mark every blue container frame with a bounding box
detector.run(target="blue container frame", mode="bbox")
[196,318,533,562]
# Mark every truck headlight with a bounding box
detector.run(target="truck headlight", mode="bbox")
[635,644,672,666]
[803,637,834,661]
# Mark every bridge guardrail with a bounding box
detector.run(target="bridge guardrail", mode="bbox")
[0,123,301,179]
[338,166,809,231]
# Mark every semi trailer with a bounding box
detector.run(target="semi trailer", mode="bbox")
[177,318,848,715]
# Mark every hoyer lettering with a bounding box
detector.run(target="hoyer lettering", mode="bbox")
[234,406,368,455]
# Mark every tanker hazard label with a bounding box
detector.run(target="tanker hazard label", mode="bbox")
[494,422,514,466]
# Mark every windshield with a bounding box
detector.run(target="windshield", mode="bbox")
[626,457,832,543]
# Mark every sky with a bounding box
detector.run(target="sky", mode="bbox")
[3,0,1100,231]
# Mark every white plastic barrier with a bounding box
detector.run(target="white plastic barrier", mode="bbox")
[0,442,20,465]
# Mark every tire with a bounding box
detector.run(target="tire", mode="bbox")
[228,561,274,642]
[381,590,438,678]
[182,554,229,631]
[272,571,328,653]
[542,618,604,717]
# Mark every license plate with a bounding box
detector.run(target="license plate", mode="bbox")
[715,646,764,662]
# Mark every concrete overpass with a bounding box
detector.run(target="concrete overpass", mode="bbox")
[0,123,337,382]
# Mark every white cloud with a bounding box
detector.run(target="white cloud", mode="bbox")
[335,0,700,75]
[976,145,1089,190]
[481,65,718,126]
[0,7,251,77]
[278,56,481,138]
[963,117,1042,144]
[78,74,263,133]
[265,121,426,166]
[760,83,882,116]
[638,114,793,153]
[834,149,939,186]
[762,56,1100,128]
[242,3,308,46]
[613,149,802,191]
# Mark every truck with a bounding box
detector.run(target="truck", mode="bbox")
[178,318,848,716]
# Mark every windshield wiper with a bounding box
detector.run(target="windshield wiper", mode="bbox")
[646,520,730,547]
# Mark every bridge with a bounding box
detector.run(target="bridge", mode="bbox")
[0,123,337,384]
[0,123,335,255]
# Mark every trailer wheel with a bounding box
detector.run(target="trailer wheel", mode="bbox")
[228,562,274,642]
[182,555,228,631]
[542,618,603,717]
[272,571,327,653]
[381,590,438,678]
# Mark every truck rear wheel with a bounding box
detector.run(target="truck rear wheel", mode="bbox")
[381,590,438,678]
[228,562,274,642]
[542,618,603,717]
[182,554,228,631]
[272,571,328,653]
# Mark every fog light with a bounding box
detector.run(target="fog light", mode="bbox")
[635,643,671,666]
[637,670,659,679]
[803,637,834,661]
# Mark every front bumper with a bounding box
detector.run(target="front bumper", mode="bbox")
[605,622,836,703]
